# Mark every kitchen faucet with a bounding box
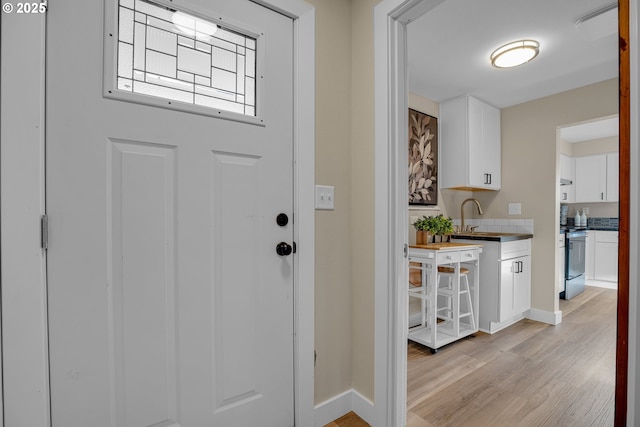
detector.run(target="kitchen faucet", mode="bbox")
[461,198,484,232]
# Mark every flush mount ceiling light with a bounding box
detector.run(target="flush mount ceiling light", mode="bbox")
[490,40,540,68]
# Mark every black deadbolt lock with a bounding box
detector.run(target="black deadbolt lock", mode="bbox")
[276,213,289,227]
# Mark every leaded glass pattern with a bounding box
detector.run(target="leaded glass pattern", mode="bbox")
[117,0,257,116]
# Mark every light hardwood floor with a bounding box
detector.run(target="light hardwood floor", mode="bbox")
[407,285,616,426]
[324,411,370,427]
[325,286,615,427]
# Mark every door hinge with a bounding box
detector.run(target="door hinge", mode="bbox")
[403,244,408,258]
[41,214,48,250]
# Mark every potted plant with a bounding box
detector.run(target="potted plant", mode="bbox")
[413,214,453,244]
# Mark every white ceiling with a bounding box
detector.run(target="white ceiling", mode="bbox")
[407,0,619,110]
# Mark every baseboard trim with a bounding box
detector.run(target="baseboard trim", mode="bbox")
[351,389,375,425]
[314,388,374,426]
[526,308,562,325]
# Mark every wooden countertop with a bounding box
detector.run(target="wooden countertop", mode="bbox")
[409,242,482,251]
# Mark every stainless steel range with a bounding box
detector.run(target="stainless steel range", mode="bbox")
[561,229,587,299]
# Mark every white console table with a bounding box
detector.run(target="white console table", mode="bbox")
[408,243,482,353]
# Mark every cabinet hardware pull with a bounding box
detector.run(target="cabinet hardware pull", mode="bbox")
[601,192,604,200]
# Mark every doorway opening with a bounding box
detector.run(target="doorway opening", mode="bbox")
[373,0,632,425]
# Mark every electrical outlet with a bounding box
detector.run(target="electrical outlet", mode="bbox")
[508,203,522,215]
[315,185,335,210]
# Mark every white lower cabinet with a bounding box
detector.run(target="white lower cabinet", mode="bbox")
[558,233,565,294]
[499,255,531,323]
[594,231,618,282]
[454,238,532,333]
[585,231,595,280]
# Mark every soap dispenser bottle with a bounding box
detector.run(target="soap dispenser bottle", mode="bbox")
[575,210,581,227]
[581,209,588,228]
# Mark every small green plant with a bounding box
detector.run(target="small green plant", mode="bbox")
[413,214,453,235]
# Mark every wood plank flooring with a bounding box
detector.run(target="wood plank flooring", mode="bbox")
[324,411,370,427]
[325,286,615,427]
[407,286,616,426]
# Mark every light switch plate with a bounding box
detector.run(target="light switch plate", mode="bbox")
[508,203,522,215]
[315,185,335,210]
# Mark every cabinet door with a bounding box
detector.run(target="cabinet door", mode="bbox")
[606,152,619,202]
[513,256,531,314]
[594,231,618,282]
[575,155,607,202]
[499,260,515,322]
[483,101,501,189]
[558,235,565,294]
[439,96,468,189]
[560,154,573,181]
[585,231,595,280]
[559,154,575,203]
[468,97,501,190]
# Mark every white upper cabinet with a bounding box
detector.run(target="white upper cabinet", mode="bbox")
[606,152,619,202]
[559,154,575,203]
[574,153,618,203]
[440,95,501,190]
[575,154,607,202]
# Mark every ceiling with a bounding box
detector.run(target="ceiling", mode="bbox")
[407,0,619,110]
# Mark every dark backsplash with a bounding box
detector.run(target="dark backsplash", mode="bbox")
[565,217,619,230]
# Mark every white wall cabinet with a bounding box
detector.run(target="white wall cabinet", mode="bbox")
[573,153,618,203]
[453,238,531,334]
[440,95,501,190]
[560,154,575,203]
[606,152,619,202]
[575,154,607,202]
[594,231,618,282]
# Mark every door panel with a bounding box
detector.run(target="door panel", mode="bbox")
[46,1,294,426]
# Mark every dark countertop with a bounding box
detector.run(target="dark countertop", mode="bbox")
[450,232,533,242]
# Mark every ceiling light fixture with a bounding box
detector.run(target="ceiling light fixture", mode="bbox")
[490,40,540,68]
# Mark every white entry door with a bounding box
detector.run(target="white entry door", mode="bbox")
[46,0,294,426]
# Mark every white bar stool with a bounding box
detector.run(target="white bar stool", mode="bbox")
[436,265,476,331]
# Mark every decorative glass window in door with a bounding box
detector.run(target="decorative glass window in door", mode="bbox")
[117,0,257,116]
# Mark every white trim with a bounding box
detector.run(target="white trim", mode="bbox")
[526,308,562,326]
[373,1,446,426]
[628,0,639,424]
[289,5,316,427]
[0,1,315,426]
[314,390,353,427]
[351,389,376,426]
[314,389,375,427]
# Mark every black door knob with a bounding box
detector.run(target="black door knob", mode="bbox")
[276,213,289,226]
[276,242,293,256]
